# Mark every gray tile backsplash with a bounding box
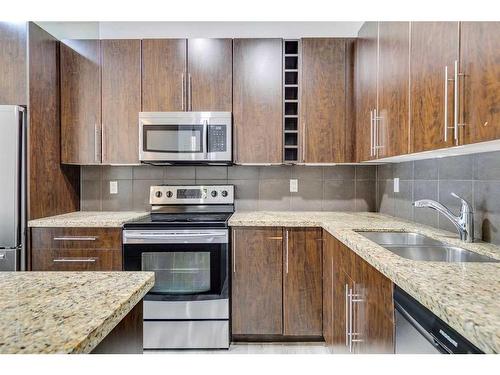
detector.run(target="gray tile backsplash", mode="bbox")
[376,150,500,245]
[81,165,376,213]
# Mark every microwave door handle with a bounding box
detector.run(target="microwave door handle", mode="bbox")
[204,119,209,158]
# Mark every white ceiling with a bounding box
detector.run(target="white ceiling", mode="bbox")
[36,21,364,40]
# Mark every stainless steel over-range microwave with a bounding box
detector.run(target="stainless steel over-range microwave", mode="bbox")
[139,112,232,165]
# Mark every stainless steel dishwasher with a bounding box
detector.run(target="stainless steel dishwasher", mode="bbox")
[394,286,483,354]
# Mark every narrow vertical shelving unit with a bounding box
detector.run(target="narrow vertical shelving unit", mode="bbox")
[283,39,300,163]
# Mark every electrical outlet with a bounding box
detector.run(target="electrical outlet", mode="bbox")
[393,178,400,193]
[290,179,298,193]
[109,181,118,195]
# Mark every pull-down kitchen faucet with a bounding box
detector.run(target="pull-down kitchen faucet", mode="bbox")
[413,192,474,243]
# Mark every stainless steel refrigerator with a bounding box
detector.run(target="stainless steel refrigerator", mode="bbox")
[0,105,26,271]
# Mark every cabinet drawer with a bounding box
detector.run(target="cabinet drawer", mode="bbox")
[31,227,121,250]
[31,248,122,271]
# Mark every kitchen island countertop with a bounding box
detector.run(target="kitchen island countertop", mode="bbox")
[229,211,500,353]
[0,271,154,353]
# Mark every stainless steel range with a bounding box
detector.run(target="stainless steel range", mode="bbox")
[123,185,234,350]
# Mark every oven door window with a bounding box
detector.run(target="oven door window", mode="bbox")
[143,124,204,153]
[142,251,210,294]
[124,243,227,300]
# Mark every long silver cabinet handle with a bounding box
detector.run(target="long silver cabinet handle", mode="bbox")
[444,66,449,142]
[345,284,349,347]
[188,73,192,111]
[232,230,236,274]
[94,123,100,162]
[53,236,98,241]
[285,230,289,274]
[454,60,459,144]
[348,287,353,352]
[181,73,185,111]
[349,289,365,351]
[370,110,374,156]
[53,258,97,263]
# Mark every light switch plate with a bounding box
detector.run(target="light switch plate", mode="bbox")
[109,181,118,195]
[290,179,298,193]
[393,178,400,193]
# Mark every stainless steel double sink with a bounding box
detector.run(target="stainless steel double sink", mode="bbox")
[355,231,499,263]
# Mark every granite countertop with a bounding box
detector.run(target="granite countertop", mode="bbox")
[229,211,500,353]
[0,272,154,354]
[28,211,149,228]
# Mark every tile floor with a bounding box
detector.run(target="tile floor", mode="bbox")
[145,342,329,354]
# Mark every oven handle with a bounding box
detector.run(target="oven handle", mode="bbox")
[123,230,228,244]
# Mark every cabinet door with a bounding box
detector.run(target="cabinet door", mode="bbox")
[231,227,283,335]
[142,39,187,112]
[302,38,350,163]
[357,257,394,354]
[233,38,283,164]
[377,22,410,158]
[355,22,378,162]
[460,22,500,144]
[0,22,27,105]
[283,228,322,336]
[60,40,101,164]
[187,39,232,111]
[411,22,459,152]
[330,234,355,354]
[101,39,141,164]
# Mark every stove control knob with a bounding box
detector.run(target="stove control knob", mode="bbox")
[166,191,173,198]
[221,190,228,197]
[211,190,218,198]
[155,191,162,198]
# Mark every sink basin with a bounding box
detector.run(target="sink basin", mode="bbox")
[356,231,443,246]
[356,231,499,263]
[385,245,499,263]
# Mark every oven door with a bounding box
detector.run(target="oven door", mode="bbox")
[123,229,228,301]
[139,112,232,163]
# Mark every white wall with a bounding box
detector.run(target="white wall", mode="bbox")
[35,22,100,39]
[37,21,363,40]
[99,21,363,39]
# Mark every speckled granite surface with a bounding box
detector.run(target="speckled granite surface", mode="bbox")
[229,211,500,353]
[0,272,154,354]
[28,211,149,228]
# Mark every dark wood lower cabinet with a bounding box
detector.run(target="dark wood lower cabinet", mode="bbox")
[283,228,323,336]
[231,227,323,340]
[324,231,394,354]
[231,227,283,336]
[30,227,122,271]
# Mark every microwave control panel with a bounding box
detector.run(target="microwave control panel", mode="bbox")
[208,125,227,152]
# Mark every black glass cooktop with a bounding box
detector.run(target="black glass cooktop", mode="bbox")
[123,212,233,229]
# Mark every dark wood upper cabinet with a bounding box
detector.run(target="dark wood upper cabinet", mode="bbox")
[142,39,187,112]
[233,38,283,164]
[283,228,322,336]
[231,227,283,336]
[355,22,378,162]
[377,22,410,158]
[60,40,101,165]
[302,38,353,163]
[187,39,232,111]
[0,22,27,105]
[460,22,500,145]
[101,39,142,164]
[410,22,459,153]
